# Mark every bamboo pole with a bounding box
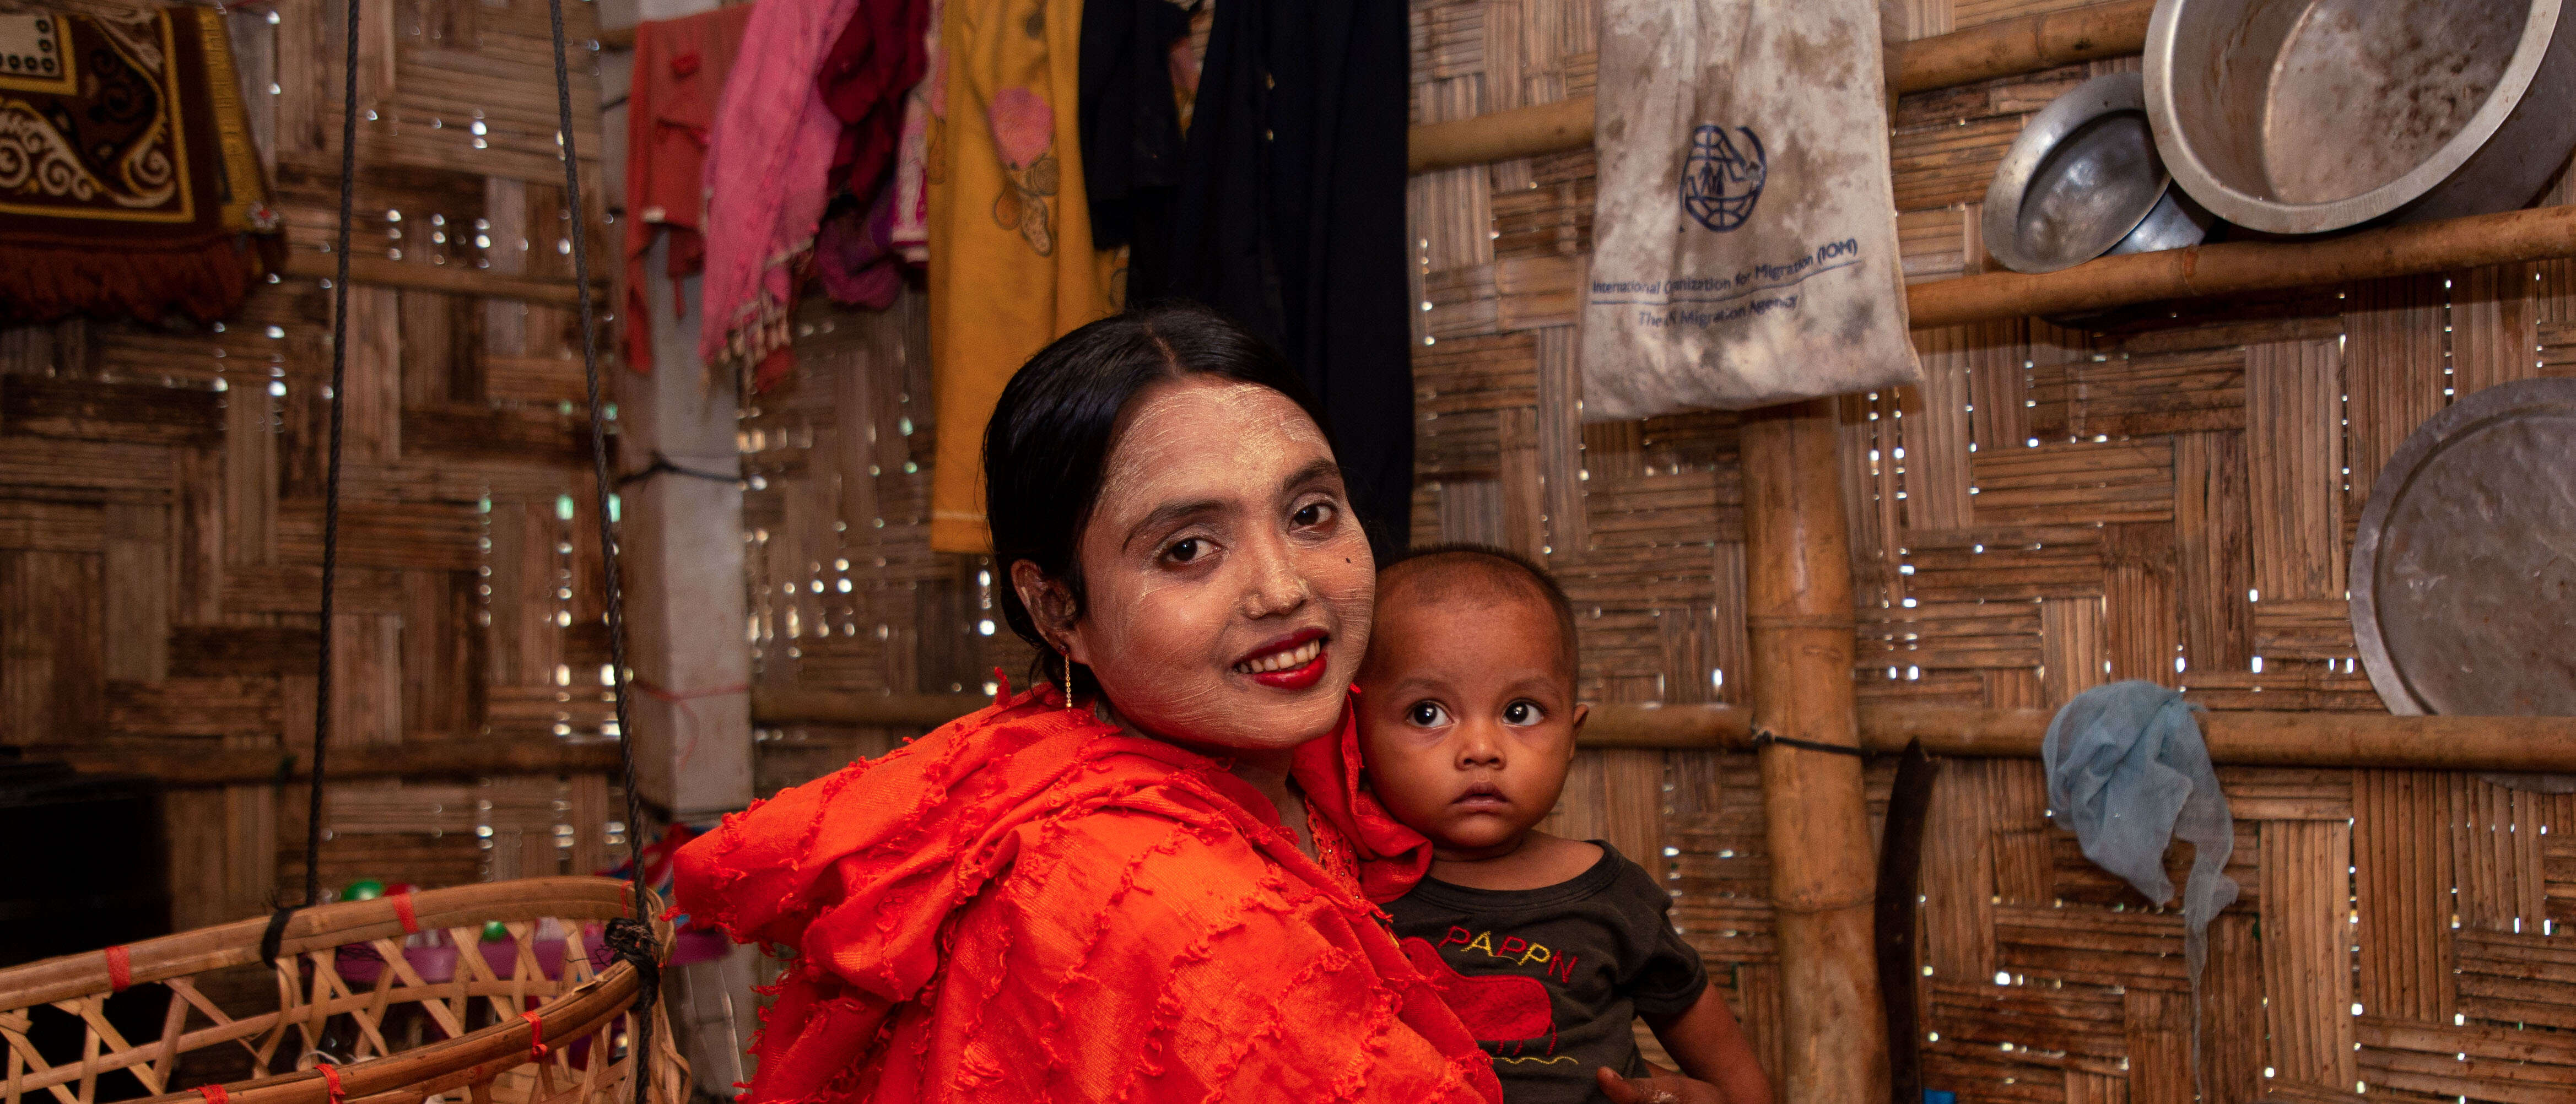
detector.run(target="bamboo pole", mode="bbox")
[1408,0,2154,174]
[1411,97,1596,175]
[54,738,621,787]
[750,692,2576,773]
[1859,707,2576,772]
[1904,203,2576,328]
[280,251,600,307]
[1892,0,2153,94]
[1575,704,2576,775]
[1576,702,1756,748]
[1740,399,1889,1104]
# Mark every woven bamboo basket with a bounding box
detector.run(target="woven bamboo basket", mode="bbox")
[0,878,685,1104]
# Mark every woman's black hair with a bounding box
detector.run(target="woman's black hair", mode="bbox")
[983,301,1338,697]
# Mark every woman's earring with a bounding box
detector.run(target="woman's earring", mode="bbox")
[1060,650,1075,708]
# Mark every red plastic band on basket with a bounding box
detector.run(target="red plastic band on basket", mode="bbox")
[103,945,131,992]
[390,890,419,934]
[521,1011,549,1059]
[314,1062,343,1104]
[193,1085,227,1104]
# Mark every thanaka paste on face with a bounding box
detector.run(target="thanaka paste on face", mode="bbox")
[1018,378,1375,753]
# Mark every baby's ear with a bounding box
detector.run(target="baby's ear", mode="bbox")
[1567,702,1590,759]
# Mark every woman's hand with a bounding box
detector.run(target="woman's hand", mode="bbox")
[1592,1066,1729,1104]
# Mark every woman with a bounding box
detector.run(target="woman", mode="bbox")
[674,305,1720,1103]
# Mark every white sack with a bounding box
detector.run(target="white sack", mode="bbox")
[1581,0,1922,420]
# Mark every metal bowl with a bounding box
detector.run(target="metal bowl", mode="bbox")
[1983,73,2215,274]
[2146,0,2576,235]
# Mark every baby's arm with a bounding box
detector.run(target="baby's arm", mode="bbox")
[1643,987,1771,1104]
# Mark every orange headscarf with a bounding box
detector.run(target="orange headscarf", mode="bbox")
[672,685,1495,1103]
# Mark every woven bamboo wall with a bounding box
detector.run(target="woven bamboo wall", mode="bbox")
[1408,0,2576,1101]
[737,290,1035,790]
[0,0,620,932]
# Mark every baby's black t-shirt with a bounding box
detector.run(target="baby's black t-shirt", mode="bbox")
[1384,842,1709,1104]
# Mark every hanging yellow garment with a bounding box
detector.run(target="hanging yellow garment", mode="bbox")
[926,0,1121,554]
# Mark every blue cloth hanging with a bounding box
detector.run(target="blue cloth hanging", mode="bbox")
[2043,679,2239,1092]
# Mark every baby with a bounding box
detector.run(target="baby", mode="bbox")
[1357,546,1770,1104]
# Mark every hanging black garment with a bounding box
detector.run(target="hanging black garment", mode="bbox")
[1126,0,1413,560]
[1078,0,1192,253]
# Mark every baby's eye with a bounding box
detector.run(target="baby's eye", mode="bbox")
[1502,701,1543,726]
[1406,701,1451,727]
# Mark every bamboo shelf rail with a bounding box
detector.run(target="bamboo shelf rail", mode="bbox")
[1595,703,2576,774]
[1857,707,2576,771]
[1907,202,2576,327]
[755,690,2576,773]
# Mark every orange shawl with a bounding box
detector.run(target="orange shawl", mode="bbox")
[672,686,1496,1104]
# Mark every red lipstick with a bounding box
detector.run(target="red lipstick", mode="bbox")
[1234,628,1329,691]
[1251,649,1327,690]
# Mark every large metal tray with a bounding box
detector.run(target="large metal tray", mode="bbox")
[2350,378,2576,786]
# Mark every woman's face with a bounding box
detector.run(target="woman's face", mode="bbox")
[1024,377,1375,753]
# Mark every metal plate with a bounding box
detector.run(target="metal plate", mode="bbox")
[2351,378,2576,788]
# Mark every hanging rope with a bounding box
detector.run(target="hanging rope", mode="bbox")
[282,0,665,1086]
[273,0,367,972]
[542,0,646,929]
[540,2,662,1098]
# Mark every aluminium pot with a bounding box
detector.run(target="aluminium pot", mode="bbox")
[2146,0,2576,235]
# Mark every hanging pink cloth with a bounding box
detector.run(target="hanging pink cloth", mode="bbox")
[817,0,930,199]
[619,3,754,376]
[698,0,861,380]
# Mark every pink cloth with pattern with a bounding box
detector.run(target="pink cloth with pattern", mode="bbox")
[699,0,861,373]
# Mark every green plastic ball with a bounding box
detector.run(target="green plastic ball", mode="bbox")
[480,920,512,942]
[342,879,386,902]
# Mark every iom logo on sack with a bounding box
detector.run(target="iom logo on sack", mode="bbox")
[1681,125,1766,232]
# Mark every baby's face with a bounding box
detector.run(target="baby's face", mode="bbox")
[1356,587,1584,858]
